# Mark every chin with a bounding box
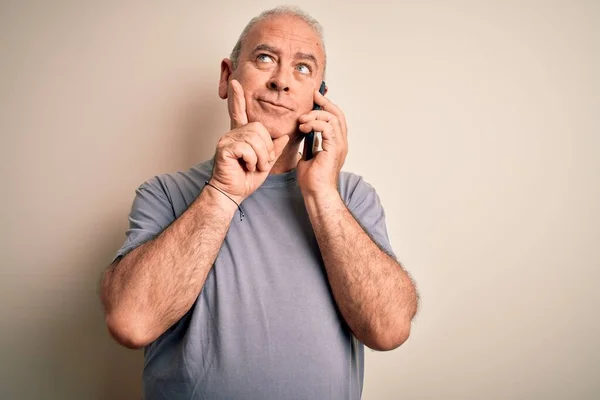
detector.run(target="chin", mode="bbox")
[252,115,297,139]
[266,125,295,139]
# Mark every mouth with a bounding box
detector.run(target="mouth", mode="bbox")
[257,99,293,112]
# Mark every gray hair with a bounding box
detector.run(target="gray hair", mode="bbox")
[230,6,326,74]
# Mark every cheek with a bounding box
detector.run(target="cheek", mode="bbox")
[245,101,260,122]
[237,67,268,89]
[301,91,317,110]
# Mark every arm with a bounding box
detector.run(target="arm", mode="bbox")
[100,187,237,349]
[101,78,289,350]
[304,190,419,351]
[297,88,418,351]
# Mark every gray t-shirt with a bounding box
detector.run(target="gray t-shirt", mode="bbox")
[114,158,396,400]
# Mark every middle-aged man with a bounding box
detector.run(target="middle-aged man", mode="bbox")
[100,6,419,400]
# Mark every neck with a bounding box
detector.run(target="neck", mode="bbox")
[270,134,304,174]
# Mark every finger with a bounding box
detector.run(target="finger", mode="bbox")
[313,90,348,135]
[316,123,340,153]
[248,122,275,159]
[227,141,257,172]
[298,111,343,138]
[298,110,335,124]
[242,131,271,172]
[298,121,336,151]
[228,79,249,128]
[298,120,333,136]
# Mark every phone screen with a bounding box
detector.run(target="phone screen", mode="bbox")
[302,81,327,161]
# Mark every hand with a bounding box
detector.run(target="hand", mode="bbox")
[210,79,290,203]
[296,88,348,199]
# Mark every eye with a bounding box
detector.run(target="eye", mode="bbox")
[257,53,275,63]
[296,63,312,75]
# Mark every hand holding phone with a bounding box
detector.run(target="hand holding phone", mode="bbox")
[302,81,327,161]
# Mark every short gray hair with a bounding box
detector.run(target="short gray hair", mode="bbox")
[230,6,326,74]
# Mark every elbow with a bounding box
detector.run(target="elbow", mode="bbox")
[362,323,412,352]
[100,263,153,350]
[105,312,153,350]
[383,324,412,351]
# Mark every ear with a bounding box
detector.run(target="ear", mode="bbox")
[218,58,234,99]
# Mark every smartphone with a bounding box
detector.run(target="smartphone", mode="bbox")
[302,81,327,161]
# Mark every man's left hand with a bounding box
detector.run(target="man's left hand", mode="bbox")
[297,88,348,200]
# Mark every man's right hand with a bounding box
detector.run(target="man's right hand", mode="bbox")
[210,79,290,203]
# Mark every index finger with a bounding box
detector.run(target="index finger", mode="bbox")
[228,79,249,128]
[313,89,347,134]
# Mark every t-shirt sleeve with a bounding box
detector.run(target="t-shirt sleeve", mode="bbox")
[344,177,397,260]
[112,176,175,262]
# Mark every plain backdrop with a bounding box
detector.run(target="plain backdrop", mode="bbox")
[1,1,599,399]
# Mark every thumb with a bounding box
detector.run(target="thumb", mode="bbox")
[272,135,290,159]
[228,79,249,128]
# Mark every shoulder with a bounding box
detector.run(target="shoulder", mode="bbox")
[136,159,214,203]
[338,170,380,212]
[338,169,396,257]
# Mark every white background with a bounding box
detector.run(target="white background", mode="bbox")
[1,1,599,399]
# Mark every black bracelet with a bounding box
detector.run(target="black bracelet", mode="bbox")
[205,181,245,221]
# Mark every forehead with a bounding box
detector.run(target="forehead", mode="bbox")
[243,15,325,62]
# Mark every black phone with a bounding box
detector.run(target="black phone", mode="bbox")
[302,81,327,161]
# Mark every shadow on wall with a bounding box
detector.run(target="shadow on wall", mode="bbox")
[39,83,224,400]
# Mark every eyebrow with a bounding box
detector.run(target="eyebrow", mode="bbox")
[252,44,319,69]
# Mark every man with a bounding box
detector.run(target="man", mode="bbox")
[100,6,419,400]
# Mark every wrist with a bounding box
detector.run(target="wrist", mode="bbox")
[303,188,344,216]
[207,179,245,204]
[199,182,241,217]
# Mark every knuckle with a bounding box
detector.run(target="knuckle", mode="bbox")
[246,133,261,144]
[256,122,268,133]
[247,121,261,130]
[226,127,241,138]
[217,135,232,148]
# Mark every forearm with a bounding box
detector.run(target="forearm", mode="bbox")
[101,187,237,348]
[304,190,418,351]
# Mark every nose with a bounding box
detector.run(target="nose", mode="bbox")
[267,67,290,92]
